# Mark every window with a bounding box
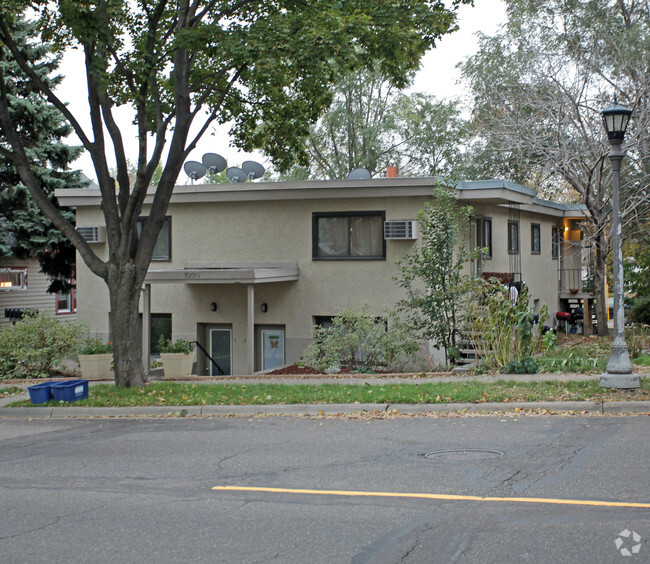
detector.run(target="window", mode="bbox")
[0,267,27,290]
[508,221,520,254]
[137,313,172,355]
[481,218,492,258]
[531,224,541,254]
[151,314,172,354]
[138,216,171,261]
[313,212,385,259]
[56,282,76,314]
[552,226,563,259]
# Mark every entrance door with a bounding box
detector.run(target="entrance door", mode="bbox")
[260,328,285,371]
[209,328,232,376]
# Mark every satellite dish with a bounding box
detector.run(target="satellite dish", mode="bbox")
[226,167,247,183]
[347,167,371,180]
[202,153,227,174]
[184,161,207,182]
[242,160,265,181]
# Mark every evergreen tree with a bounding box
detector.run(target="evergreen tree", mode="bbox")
[0,15,84,293]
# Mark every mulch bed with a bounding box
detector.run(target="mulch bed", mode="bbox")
[268,364,321,375]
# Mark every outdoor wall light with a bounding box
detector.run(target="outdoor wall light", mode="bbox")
[261,303,268,313]
[210,302,217,312]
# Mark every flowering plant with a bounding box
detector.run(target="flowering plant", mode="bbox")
[159,336,194,354]
[80,338,113,355]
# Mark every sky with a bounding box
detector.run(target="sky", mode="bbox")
[56,0,507,181]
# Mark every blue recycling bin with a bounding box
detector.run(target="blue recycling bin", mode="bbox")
[51,380,89,402]
[28,381,65,404]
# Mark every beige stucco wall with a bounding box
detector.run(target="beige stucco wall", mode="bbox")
[74,187,580,374]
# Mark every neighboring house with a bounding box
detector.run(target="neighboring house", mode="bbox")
[56,176,590,375]
[0,256,77,326]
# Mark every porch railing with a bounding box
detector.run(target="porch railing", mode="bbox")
[558,269,597,294]
[480,271,522,284]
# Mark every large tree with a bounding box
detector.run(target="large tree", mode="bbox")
[459,0,650,335]
[0,0,471,387]
[0,15,83,293]
[292,69,467,179]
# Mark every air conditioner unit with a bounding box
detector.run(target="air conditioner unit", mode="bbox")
[384,220,417,240]
[77,226,106,243]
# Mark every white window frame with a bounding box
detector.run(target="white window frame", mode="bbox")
[56,281,76,314]
[0,267,27,291]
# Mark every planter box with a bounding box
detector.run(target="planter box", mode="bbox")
[28,381,65,404]
[160,353,194,379]
[78,353,113,380]
[52,380,89,402]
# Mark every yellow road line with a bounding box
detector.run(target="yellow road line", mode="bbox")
[212,486,650,508]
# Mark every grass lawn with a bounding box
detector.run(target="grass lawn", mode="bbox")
[7,379,650,408]
[0,386,23,399]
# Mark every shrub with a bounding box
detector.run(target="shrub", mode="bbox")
[302,305,418,373]
[159,336,194,354]
[502,356,539,374]
[626,324,650,358]
[0,313,87,379]
[465,279,548,370]
[80,338,113,355]
[629,296,650,325]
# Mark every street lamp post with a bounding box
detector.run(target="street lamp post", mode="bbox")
[599,99,640,389]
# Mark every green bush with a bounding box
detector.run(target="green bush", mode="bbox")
[159,336,194,354]
[501,356,539,374]
[0,313,87,379]
[465,279,548,370]
[80,338,113,355]
[629,296,650,325]
[626,324,650,358]
[302,305,418,373]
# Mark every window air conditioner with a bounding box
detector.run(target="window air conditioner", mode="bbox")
[77,226,106,243]
[384,220,417,240]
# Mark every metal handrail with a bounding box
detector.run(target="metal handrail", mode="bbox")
[559,269,597,293]
[192,340,225,376]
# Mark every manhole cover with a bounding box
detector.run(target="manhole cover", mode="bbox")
[423,449,504,461]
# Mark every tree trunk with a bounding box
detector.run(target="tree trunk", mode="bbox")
[107,262,146,387]
[593,241,609,337]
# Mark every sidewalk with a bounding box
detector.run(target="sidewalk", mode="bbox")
[1,372,648,418]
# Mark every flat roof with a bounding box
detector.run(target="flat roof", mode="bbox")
[56,176,587,218]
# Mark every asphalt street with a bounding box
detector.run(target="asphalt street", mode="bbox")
[1,414,649,563]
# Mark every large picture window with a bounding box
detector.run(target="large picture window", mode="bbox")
[0,267,27,290]
[313,212,385,259]
[138,216,171,261]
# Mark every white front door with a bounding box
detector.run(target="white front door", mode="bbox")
[261,329,285,371]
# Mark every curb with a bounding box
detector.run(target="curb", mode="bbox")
[0,401,648,419]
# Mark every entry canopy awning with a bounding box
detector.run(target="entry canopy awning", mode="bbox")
[144,261,299,285]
